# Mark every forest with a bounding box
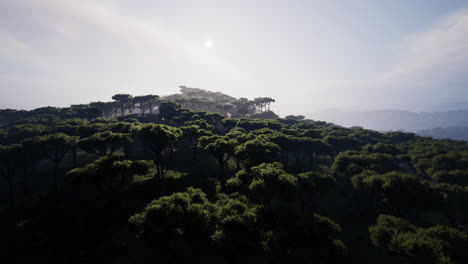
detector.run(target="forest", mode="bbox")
[0,87,467,264]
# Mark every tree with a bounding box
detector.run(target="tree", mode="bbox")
[232,98,255,117]
[228,162,333,208]
[89,102,109,118]
[129,187,217,239]
[226,162,345,262]
[74,106,102,121]
[263,97,275,111]
[14,142,42,197]
[67,156,154,191]
[0,145,22,208]
[133,124,182,177]
[285,115,305,121]
[204,112,225,126]
[181,125,212,160]
[253,97,275,112]
[79,131,133,158]
[158,101,181,124]
[332,151,399,177]
[113,159,154,187]
[6,124,47,144]
[369,215,468,264]
[112,94,133,116]
[351,171,442,216]
[129,188,260,262]
[23,133,79,194]
[132,96,146,115]
[324,135,361,153]
[199,135,236,182]
[235,137,280,168]
[133,95,160,115]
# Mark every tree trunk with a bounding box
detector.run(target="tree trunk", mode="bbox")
[7,173,14,209]
[218,157,225,182]
[52,162,59,195]
[192,146,198,160]
[154,151,163,179]
[120,172,126,188]
[235,157,241,171]
[22,166,29,197]
[72,147,77,166]
[142,143,148,159]
[124,145,129,159]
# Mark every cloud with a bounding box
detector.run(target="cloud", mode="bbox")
[300,8,468,112]
[378,9,468,87]
[1,1,468,113]
[0,0,248,109]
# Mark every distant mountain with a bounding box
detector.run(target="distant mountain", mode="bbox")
[417,127,468,141]
[311,109,468,132]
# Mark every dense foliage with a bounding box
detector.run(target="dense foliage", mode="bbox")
[1,90,467,263]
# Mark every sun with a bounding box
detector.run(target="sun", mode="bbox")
[204,40,213,48]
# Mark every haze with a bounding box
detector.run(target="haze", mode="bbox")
[1,0,468,116]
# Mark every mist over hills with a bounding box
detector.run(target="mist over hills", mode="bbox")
[311,108,468,133]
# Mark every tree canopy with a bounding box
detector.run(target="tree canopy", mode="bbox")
[1,88,467,264]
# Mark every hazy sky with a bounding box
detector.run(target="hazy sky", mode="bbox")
[1,0,468,116]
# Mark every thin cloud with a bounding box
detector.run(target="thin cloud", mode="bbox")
[301,8,468,112]
[0,0,248,109]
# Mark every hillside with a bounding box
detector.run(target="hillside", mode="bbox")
[0,91,467,264]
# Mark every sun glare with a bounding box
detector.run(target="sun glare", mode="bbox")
[204,40,213,48]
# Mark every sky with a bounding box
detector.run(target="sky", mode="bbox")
[1,0,468,116]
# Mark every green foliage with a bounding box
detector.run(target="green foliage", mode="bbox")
[370,215,468,264]
[158,101,181,124]
[79,131,133,157]
[130,187,345,262]
[199,135,237,180]
[235,137,280,167]
[363,143,402,155]
[24,133,79,163]
[133,123,181,176]
[67,156,154,192]
[333,151,399,177]
[352,171,443,215]
[285,115,305,121]
[2,91,468,263]
[236,119,284,132]
[229,162,336,211]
